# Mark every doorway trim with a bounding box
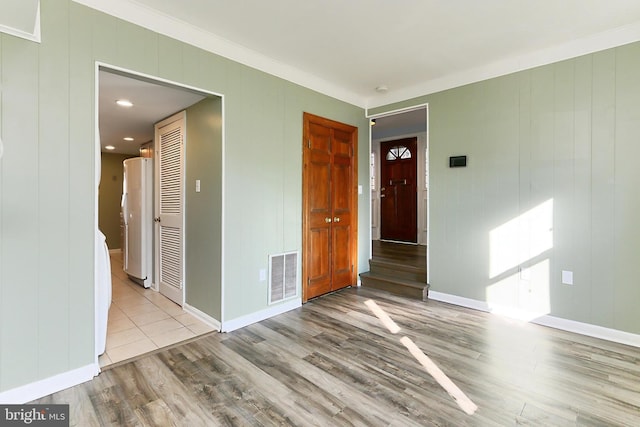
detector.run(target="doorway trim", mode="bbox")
[366,103,430,283]
[93,61,226,366]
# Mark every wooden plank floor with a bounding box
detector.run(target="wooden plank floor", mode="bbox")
[372,240,426,269]
[35,287,640,426]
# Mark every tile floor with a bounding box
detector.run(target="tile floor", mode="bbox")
[98,253,216,368]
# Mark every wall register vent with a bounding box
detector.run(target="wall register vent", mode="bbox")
[269,252,298,304]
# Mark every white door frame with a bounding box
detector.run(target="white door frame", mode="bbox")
[93,61,226,366]
[366,104,430,282]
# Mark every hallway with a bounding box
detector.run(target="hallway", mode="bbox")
[99,253,216,368]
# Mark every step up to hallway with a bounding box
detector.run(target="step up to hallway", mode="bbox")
[359,240,429,301]
[359,271,429,301]
[368,258,426,283]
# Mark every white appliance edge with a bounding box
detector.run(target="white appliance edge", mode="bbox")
[122,157,153,287]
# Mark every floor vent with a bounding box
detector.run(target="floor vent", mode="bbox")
[269,252,298,304]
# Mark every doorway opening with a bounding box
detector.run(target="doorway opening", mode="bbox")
[370,106,428,243]
[95,64,222,368]
[360,105,429,299]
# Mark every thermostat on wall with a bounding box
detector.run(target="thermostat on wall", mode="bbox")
[449,155,467,167]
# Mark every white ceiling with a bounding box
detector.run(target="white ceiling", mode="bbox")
[77,0,640,108]
[99,69,205,154]
[87,1,640,153]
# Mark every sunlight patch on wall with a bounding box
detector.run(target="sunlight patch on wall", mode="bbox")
[489,199,553,279]
[486,259,551,321]
[487,199,553,322]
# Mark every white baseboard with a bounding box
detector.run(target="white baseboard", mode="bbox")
[533,315,640,348]
[0,363,99,404]
[429,291,640,348]
[183,303,222,331]
[221,298,301,333]
[429,291,491,313]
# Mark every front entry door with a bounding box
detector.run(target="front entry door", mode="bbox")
[380,137,417,243]
[302,113,358,302]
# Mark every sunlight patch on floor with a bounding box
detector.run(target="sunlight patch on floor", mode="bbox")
[365,299,478,415]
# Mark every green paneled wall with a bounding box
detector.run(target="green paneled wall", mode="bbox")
[0,0,368,394]
[613,44,640,329]
[1,28,41,390]
[185,97,223,320]
[375,42,640,335]
[221,68,369,321]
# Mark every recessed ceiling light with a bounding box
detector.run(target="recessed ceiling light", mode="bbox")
[375,85,388,93]
[123,137,134,141]
[116,99,133,107]
[105,145,115,150]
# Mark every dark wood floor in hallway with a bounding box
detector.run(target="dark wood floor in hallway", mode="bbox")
[35,287,640,426]
[372,240,426,269]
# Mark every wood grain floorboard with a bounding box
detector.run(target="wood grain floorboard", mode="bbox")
[33,286,640,426]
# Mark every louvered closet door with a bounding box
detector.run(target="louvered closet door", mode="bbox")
[155,112,185,305]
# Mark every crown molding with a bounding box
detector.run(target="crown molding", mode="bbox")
[73,1,640,112]
[72,0,365,107]
[366,20,640,109]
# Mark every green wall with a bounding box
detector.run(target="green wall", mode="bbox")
[99,152,135,249]
[0,0,368,394]
[222,77,369,321]
[373,43,640,335]
[185,97,223,319]
[0,0,95,392]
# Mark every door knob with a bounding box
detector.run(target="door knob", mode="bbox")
[334,217,341,223]
[325,217,332,223]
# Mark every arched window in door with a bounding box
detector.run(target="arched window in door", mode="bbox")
[386,145,412,161]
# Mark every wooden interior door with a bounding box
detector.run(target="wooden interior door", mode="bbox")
[303,113,358,302]
[380,137,417,243]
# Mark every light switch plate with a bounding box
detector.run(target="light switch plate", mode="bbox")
[195,179,201,192]
[562,270,573,285]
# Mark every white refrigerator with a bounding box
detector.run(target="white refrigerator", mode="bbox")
[122,157,153,288]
